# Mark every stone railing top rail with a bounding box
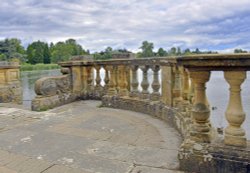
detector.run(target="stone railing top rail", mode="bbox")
[173,53,250,71]
[0,61,20,68]
[59,57,166,67]
[60,53,250,70]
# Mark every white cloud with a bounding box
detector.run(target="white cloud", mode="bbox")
[0,0,250,52]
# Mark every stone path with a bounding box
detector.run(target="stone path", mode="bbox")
[0,101,184,173]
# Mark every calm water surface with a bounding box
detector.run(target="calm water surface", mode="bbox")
[21,69,61,108]
[21,70,250,139]
[207,71,250,139]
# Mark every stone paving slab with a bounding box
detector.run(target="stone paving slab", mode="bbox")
[0,101,183,173]
[0,149,91,173]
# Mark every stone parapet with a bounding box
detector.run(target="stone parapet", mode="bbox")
[31,54,250,172]
[0,61,22,104]
[31,68,78,111]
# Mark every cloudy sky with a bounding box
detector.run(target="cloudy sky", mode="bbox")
[1,0,250,52]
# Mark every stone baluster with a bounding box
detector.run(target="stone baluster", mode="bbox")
[140,65,150,99]
[173,67,184,109]
[86,66,94,96]
[188,76,195,104]
[189,71,211,143]
[95,66,101,89]
[173,67,182,99]
[126,66,131,92]
[150,65,161,101]
[103,65,109,94]
[224,71,246,147]
[107,65,117,95]
[181,68,189,101]
[118,65,128,96]
[130,65,139,97]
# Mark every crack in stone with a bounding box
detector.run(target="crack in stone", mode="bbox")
[133,163,179,171]
[40,164,56,173]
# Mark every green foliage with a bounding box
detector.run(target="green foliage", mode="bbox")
[50,39,89,63]
[25,38,89,64]
[234,49,248,53]
[0,53,7,61]
[43,43,51,64]
[157,48,168,57]
[0,38,26,62]
[169,47,177,55]
[139,41,154,57]
[20,63,60,71]
[27,41,47,64]
[93,47,130,60]
[184,48,191,55]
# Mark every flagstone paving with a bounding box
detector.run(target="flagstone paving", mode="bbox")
[0,101,184,173]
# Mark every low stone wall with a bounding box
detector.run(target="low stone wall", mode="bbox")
[179,139,250,173]
[31,70,79,111]
[0,62,22,104]
[101,95,250,173]
[32,93,78,111]
[102,95,190,138]
[0,82,22,104]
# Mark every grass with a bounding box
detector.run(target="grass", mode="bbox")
[20,63,60,71]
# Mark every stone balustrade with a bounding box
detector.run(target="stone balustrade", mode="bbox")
[0,61,22,104]
[32,54,250,173]
[32,68,77,111]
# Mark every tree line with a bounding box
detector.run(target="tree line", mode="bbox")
[0,38,89,64]
[0,38,249,63]
[137,41,220,57]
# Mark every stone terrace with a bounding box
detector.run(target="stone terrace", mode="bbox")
[0,101,184,173]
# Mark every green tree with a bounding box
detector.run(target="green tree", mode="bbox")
[43,43,51,64]
[169,47,177,55]
[50,39,88,63]
[27,41,45,64]
[157,48,167,57]
[0,54,7,61]
[234,49,248,53]
[184,48,191,55]
[139,41,154,57]
[0,38,26,62]
[93,47,113,60]
[177,47,182,55]
[193,48,201,54]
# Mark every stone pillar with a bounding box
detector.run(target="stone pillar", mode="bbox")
[72,66,82,94]
[86,66,94,94]
[181,68,189,100]
[140,65,149,99]
[224,71,246,147]
[130,65,139,97]
[107,65,117,95]
[161,66,174,106]
[173,67,182,99]
[118,65,128,96]
[189,71,211,143]
[81,66,89,96]
[150,65,161,101]
[103,65,109,94]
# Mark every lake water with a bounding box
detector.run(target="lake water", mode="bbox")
[21,70,250,139]
[207,71,250,139]
[21,69,61,108]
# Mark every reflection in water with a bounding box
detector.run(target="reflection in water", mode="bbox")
[21,69,61,109]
